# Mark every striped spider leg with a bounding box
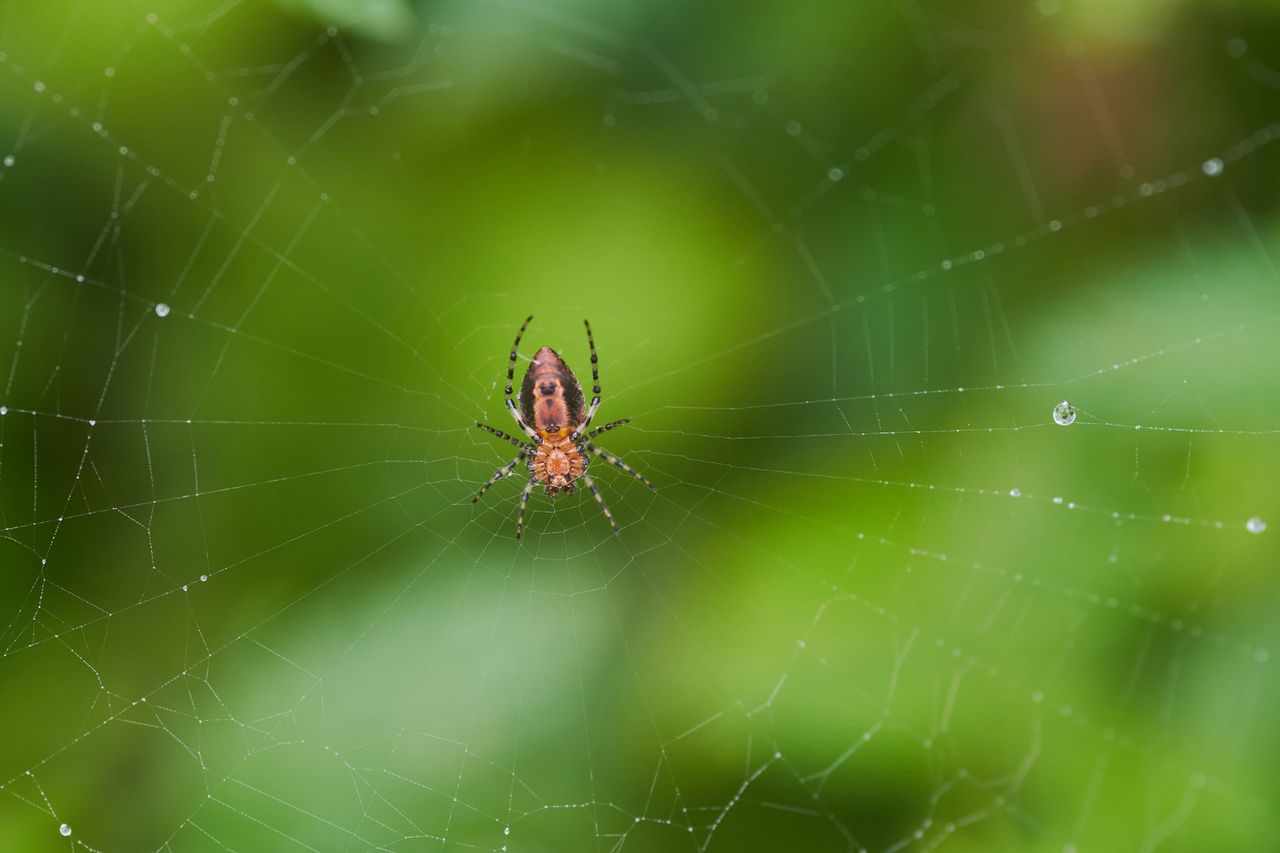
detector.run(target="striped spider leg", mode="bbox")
[583,442,654,491]
[504,314,540,441]
[568,319,602,442]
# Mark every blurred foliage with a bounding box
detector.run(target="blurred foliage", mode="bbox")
[1,0,1280,850]
[281,0,415,41]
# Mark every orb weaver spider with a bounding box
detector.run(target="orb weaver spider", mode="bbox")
[472,315,654,540]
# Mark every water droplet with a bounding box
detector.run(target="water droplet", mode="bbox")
[200,574,208,582]
[1009,488,1021,497]
[1246,516,1266,534]
[1052,400,1076,426]
[59,824,72,837]
[1202,158,1223,177]
[785,121,801,137]
[2,154,13,167]
[0,406,6,416]
[504,827,510,836]
[154,302,170,318]
[827,167,844,182]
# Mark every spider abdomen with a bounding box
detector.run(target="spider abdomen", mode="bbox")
[520,346,586,435]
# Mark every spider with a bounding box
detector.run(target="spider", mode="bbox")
[472,315,654,540]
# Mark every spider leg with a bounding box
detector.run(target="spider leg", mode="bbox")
[504,315,540,440]
[585,418,629,441]
[570,318,602,441]
[475,421,529,450]
[585,443,655,491]
[506,399,539,441]
[472,453,525,505]
[515,477,537,541]
[582,472,620,535]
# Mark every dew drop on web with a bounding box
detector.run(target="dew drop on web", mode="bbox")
[1052,400,1076,426]
[1247,516,1266,534]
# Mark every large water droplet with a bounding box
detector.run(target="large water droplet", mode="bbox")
[1246,516,1266,534]
[1052,400,1077,426]
[154,302,170,318]
[59,824,72,837]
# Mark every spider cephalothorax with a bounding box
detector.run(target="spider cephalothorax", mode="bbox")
[472,316,654,540]
[530,437,585,494]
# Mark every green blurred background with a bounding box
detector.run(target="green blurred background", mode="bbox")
[2,0,1279,850]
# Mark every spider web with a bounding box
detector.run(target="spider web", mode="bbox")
[1,1,1279,850]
